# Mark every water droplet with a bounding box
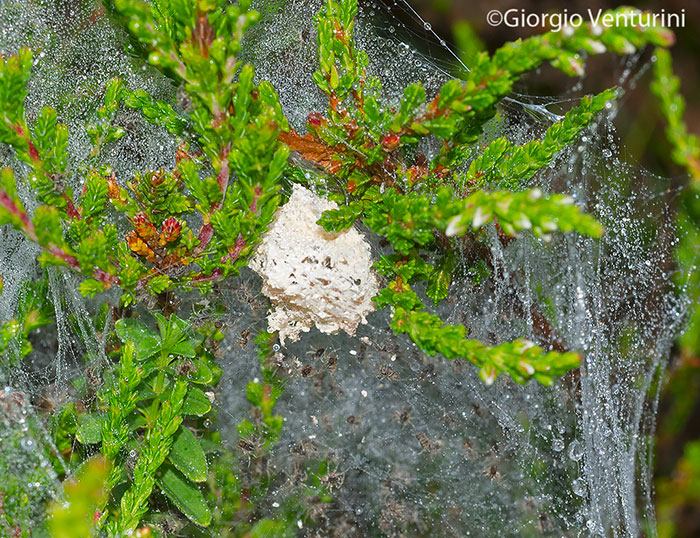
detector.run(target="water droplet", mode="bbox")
[568,440,583,461]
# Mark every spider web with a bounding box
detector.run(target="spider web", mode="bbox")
[234,1,691,536]
[0,0,693,537]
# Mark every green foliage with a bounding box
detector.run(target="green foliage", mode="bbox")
[78,314,218,532]
[657,439,700,538]
[169,426,208,483]
[294,3,671,193]
[122,87,188,135]
[48,456,109,538]
[0,0,641,391]
[238,331,285,451]
[463,89,617,190]
[158,463,211,527]
[650,44,700,358]
[432,7,672,144]
[374,270,580,386]
[86,78,126,163]
[0,388,58,538]
[289,0,671,386]
[202,331,331,537]
[0,0,690,534]
[650,41,700,538]
[1,0,290,305]
[322,184,601,250]
[651,48,700,180]
[0,48,33,150]
[0,279,53,367]
[114,378,187,533]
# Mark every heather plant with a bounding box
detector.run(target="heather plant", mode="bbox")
[649,45,700,537]
[0,0,693,536]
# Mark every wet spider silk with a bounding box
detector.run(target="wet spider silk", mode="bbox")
[0,0,691,536]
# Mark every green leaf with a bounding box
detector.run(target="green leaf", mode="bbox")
[189,359,214,385]
[168,426,208,482]
[237,419,255,439]
[155,313,194,356]
[147,274,172,295]
[426,251,456,306]
[115,318,161,359]
[122,87,187,135]
[76,412,105,445]
[170,340,196,358]
[181,386,211,416]
[248,519,291,538]
[78,278,105,298]
[246,381,264,407]
[33,206,64,247]
[158,464,211,527]
[330,64,339,89]
[392,82,426,129]
[318,200,365,232]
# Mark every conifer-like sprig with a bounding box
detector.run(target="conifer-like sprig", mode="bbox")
[300,0,670,385]
[0,2,692,532]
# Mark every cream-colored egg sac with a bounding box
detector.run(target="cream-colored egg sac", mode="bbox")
[250,184,379,344]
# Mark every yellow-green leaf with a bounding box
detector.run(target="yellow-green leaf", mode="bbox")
[330,64,339,90]
[49,456,109,538]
